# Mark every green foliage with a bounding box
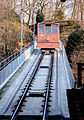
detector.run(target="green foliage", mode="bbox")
[66,29,84,60]
[36,10,44,23]
[74,25,80,30]
[57,9,64,19]
[53,8,64,21]
[67,20,75,26]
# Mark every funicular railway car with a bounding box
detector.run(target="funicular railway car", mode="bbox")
[37,22,60,50]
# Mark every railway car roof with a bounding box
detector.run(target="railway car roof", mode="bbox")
[38,22,59,25]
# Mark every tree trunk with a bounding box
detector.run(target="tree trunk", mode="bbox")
[81,0,84,27]
[27,9,31,26]
[72,0,76,20]
[32,10,34,26]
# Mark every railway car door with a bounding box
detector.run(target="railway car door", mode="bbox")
[51,24,59,43]
[39,24,44,34]
[38,24,45,42]
[45,24,51,41]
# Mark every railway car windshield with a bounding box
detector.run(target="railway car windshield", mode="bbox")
[39,24,44,33]
[52,24,57,34]
[46,24,51,33]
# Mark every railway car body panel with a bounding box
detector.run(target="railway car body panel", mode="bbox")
[37,22,60,49]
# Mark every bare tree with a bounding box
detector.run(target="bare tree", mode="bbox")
[71,0,84,28]
[81,0,84,26]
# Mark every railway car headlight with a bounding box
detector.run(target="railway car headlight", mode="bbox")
[40,35,44,36]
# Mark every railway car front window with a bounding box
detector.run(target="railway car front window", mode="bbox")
[52,24,57,34]
[46,24,51,34]
[39,24,44,33]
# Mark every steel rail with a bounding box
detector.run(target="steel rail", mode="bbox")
[43,53,54,120]
[10,54,43,120]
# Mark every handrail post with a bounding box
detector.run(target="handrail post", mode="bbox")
[20,1,23,54]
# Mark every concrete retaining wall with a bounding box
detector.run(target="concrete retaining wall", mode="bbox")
[59,41,75,88]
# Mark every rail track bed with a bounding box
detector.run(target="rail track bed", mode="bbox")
[0,48,72,120]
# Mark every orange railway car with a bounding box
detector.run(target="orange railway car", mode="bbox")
[37,22,60,50]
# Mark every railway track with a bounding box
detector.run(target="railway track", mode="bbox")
[9,52,54,120]
[0,43,75,120]
[2,50,42,114]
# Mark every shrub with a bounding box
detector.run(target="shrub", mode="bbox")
[66,29,84,60]
[67,20,75,26]
[36,10,44,23]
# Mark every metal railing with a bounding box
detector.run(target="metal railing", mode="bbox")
[0,43,32,70]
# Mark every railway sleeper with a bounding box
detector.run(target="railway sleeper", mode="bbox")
[40,66,49,68]
[26,91,45,97]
